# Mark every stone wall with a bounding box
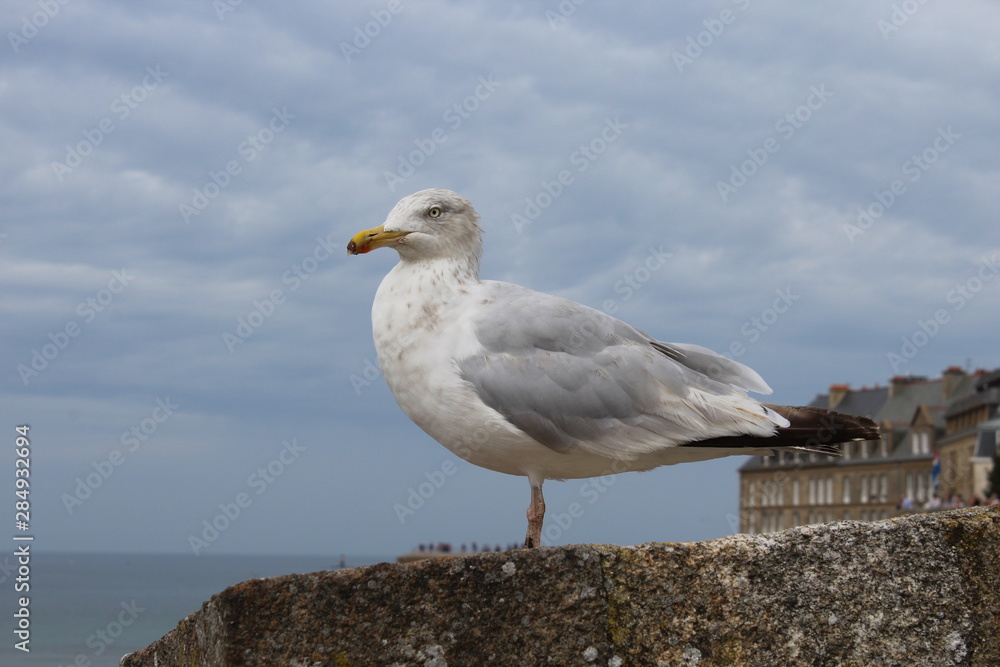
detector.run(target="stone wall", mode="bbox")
[122,506,999,666]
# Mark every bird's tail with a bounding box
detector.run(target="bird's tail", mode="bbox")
[682,404,880,457]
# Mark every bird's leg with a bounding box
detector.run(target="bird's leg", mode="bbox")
[524,478,545,548]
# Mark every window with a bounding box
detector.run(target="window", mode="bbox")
[792,480,800,506]
[843,442,851,459]
[906,472,914,499]
[912,431,932,456]
[879,439,888,457]
[879,474,888,503]
[860,476,868,504]
[826,476,835,504]
[916,472,926,503]
[843,477,852,505]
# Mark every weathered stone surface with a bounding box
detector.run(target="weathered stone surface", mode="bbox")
[122,506,999,666]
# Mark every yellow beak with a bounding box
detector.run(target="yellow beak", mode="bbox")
[346,225,411,255]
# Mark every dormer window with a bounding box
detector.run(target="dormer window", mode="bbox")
[912,430,932,455]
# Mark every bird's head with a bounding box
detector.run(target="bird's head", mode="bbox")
[347,189,483,264]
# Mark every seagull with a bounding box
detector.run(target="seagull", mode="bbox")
[347,189,879,548]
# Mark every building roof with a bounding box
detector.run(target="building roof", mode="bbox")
[946,387,1000,419]
[809,385,887,419]
[876,375,979,427]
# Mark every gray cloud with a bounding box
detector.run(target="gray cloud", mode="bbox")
[2,0,997,555]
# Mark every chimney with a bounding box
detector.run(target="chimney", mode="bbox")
[942,366,965,398]
[889,375,923,398]
[828,384,850,410]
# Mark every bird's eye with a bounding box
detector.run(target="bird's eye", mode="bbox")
[427,206,443,219]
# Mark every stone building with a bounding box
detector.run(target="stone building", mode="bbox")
[738,366,1000,534]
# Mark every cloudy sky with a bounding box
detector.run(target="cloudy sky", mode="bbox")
[3,0,998,558]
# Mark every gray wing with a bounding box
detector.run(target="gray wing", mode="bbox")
[456,282,780,459]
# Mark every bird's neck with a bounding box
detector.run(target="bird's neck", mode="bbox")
[373,257,480,354]
[395,254,481,288]
[377,256,480,322]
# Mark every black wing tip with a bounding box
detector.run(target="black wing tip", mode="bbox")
[682,404,881,455]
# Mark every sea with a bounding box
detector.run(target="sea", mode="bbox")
[0,552,392,667]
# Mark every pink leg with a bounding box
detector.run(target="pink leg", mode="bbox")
[524,478,545,548]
